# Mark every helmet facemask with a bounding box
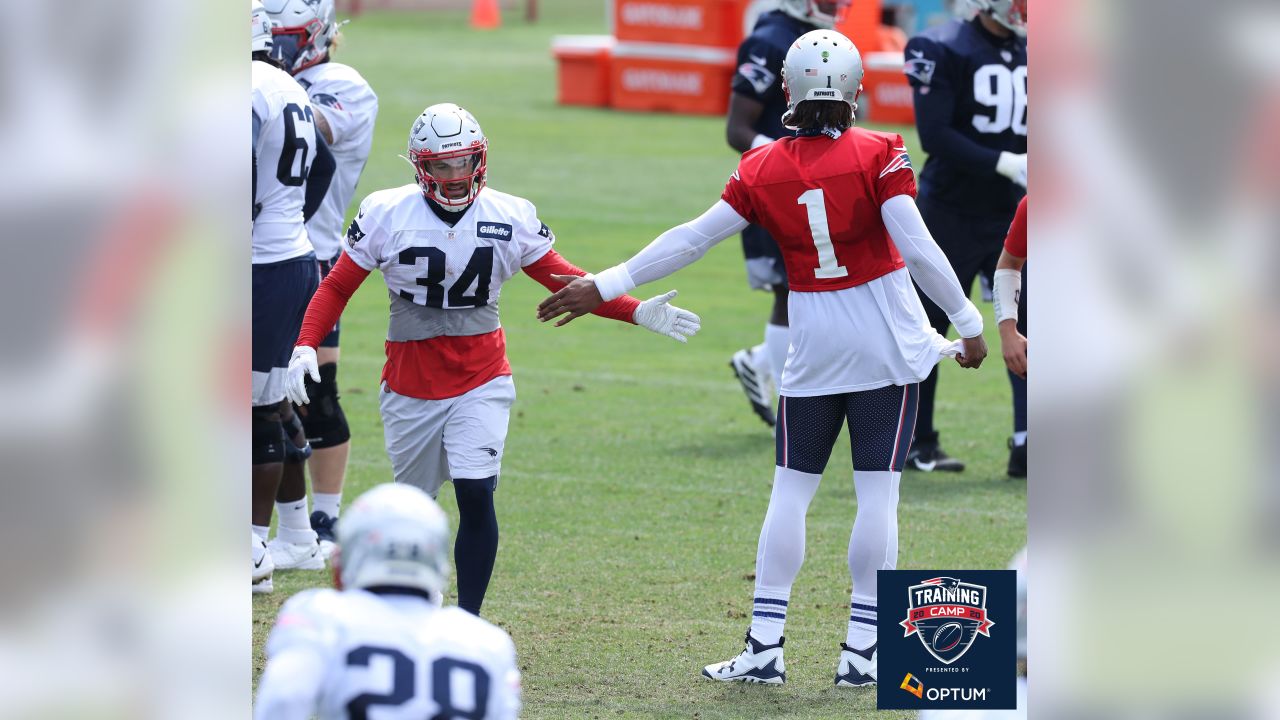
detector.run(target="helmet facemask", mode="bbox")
[410,143,488,209]
[269,20,324,73]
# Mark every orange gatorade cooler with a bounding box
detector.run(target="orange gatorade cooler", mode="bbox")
[860,51,914,125]
[609,42,736,115]
[611,0,749,49]
[552,35,615,107]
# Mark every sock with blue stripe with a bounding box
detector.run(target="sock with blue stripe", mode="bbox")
[750,466,822,645]
[846,469,900,648]
[847,595,878,649]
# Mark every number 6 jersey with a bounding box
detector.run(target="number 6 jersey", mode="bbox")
[252,60,316,264]
[257,588,521,720]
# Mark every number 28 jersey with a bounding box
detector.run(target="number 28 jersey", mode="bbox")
[263,589,521,719]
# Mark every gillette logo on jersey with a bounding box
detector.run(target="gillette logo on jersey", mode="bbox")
[477,222,513,241]
[877,569,1016,710]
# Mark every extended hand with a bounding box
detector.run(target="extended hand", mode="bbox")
[537,274,604,327]
[955,334,988,369]
[285,346,320,405]
[633,290,701,343]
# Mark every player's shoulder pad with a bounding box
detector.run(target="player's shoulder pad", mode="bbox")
[735,139,782,181]
[277,587,346,627]
[360,183,419,216]
[477,187,538,223]
[439,606,516,651]
[302,62,378,103]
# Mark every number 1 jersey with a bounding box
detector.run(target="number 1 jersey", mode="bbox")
[720,129,955,395]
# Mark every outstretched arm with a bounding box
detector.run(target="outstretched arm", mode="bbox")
[522,249,639,323]
[536,200,747,326]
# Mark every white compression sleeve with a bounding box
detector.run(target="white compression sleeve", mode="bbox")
[880,195,984,338]
[253,648,326,720]
[992,267,1022,324]
[593,200,749,301]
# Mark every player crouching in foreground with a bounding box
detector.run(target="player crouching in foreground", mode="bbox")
[538,31,986,686]
[255,483,522,719]
[286,104,700,616]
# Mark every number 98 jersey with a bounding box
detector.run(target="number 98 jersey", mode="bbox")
[252,60,317,264]
[342,185,554,340]
[261,589,521,719]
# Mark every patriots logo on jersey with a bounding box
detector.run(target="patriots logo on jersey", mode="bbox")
[737,62,776,96]
[346,217,365,247]
[904,51,936,85]
[879,147,913,178]
[313,93,343,110]
[537,222,555,242]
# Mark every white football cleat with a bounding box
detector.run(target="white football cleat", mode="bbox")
[729,345,776,427]
[834,642,877,687]
[252,532,274,594]
[702,632,786,685]
[268,536,325,571]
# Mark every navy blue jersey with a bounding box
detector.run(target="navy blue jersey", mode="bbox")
[732,10,819,140]
[905,18,1027,216]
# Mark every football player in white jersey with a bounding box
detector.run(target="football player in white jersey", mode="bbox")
[264,0,379,561]
[284,103,701,615]
[255,483,522,719]
[252,0,335,590]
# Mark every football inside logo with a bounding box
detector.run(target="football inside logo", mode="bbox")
[931,622,964,652]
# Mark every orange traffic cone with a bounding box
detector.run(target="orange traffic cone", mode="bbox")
[470,0,501,29]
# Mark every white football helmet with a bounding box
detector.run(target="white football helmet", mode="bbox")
[263,0,339,74]
[335,483,451,600]
[251,0,273,54]
[967,0,1027,37]
[780,29,864,128]
[407,103,489,209]
[778,0,851,30]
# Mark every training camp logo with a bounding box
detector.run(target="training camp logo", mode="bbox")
[477,222,513,241]
[900,576,994,665]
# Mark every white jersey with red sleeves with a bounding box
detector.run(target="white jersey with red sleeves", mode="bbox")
[260,588,521,719]
[294,61,378,261]
[722,128,955,395]
[342,184,554,399]
[252,60,316,264]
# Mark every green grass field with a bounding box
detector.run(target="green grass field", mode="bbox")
[253,4,1026,717]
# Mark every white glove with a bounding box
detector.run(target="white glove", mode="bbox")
[633,290,701,343]
[996,151,1028,188]
[285,346,320,405]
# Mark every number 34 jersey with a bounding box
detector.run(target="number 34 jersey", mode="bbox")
[261,589,521,719]
[342,185,554,399]
[252,60,316,264]
[721,129,955,395]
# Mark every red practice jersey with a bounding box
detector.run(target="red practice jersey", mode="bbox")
[721,128,917,292]
[1004,195,1028,258]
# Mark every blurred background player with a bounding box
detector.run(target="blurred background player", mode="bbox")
[993,195,1027,383]
[254,483,522,719]
[285,104,700,615]
[903,0,1027,475]
[537,29,986,687]
[252,0,335,590]
[725,0,850,427]
[265,0,379,558]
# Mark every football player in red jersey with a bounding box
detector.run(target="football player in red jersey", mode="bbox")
[539,30,985,687]
[284,104,701,617]
[994,196,1027,381]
